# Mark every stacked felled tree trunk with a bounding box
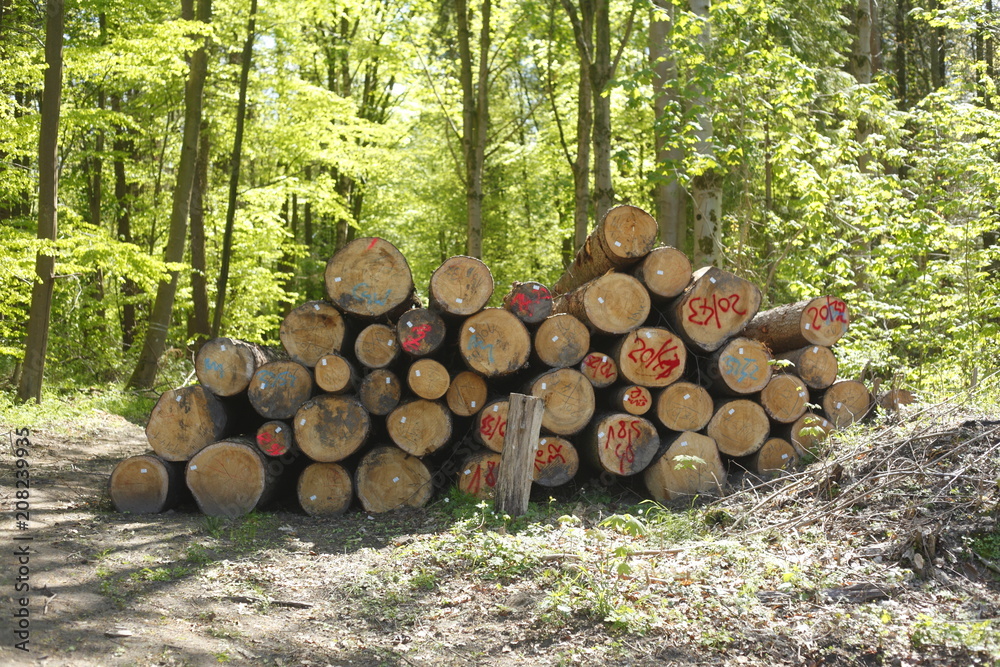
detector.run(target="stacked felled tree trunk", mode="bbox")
[110,206,877,517]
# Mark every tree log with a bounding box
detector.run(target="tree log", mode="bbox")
[255,420,293,457]
[579,351,619,388]
[775,345,838,390]
[608,385,653,416]
[195,337,276,397]
[534,313,590,368]
[354,323,400,370]
[297,462,353,517]
[878,388,915,412]
[552,272,651,336]
[475,398,509,452]
[654,382,714,432]
[740,437,799,477]
[314,352,357,394]
[502,281,553,324]
[495,393,545,517]
[643,432,726,502]
[612,327,687,388]
[279,300,347,367]
[186,438,277,518]
[582,413,660,476]
[760,374,809,424]
[666,266,762,353]
[457,449,501,499]
[358,369,402,416]
[247,360,314,420]
[396,307,447,357]
[706,399,770,457]
[553,204,658,294]
[631,245,692,300]
[387,399,453,457]
[821,379,873,428]
[446,370,488,416]
[294,394,371,462]
[146,385,230,461]
[429,255,494,317]
[703,337,772,395]
[355,445,433,512]
[533,436,579,487]
[741,295,850,352]
[325,236,414,319]
[110,455,186,514]
[782,412,833,455]
[406,358,451,400]
[458,308,532,377]
[529,368,596,436]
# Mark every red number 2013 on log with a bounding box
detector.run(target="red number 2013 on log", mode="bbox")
[687,293,746,329]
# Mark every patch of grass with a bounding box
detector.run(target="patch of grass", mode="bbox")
[910,615,1000,657]
[129,565,191,582]
[206,626,242,640]
[409,569,437,591]
[214,651,232,663]
[969,529,1000,562]
[0,385,156,428]
[186,543,215,566]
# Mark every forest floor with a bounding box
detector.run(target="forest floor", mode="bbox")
[1,395,1000,666]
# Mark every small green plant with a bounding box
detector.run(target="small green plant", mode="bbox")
[201,516,224,539]
[214,651,232,663]
[910,615,1000,656]
[409,569,437,591]
[129,566,190,582]
[672,454,707,471]
[970,530,1000,562]
[186,543,215,566]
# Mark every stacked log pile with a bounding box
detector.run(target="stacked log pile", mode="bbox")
[110,205,877,517]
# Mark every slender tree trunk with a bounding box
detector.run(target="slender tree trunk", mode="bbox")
[929,0,946,89]
[189,128,211,345]
[456,0,490,258]
[851,0,873,292]
[17,0,64,403]
[591,0,614,223]
[111,94,139,352]
[560,0,594,251]
[211,0,257,338]
[127,0,212,389]
[896,0,908,110]
[650,0,686,249]
[688,0,722,268]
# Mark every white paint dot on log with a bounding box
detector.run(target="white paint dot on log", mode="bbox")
[540,438,547,445]
[599,432,605,438]
[321,358,327,366]
[836,402,843,409]
[739,348,744,355]
[623,394,630,402]
[140,469,147,474]
[334,277,342,282]
[220,344,227,351]
[601,356,607,362]
[407,321,413,328]
[310,495,317,501]
[175,395,182,402]
[684,394,691,400]
[468,327,476,333]
[646,331,653,338]
[455,298,464,304]
[710,277,717,284]
[470,401,477,408]
[415,370,421,377]
[275,427,282,433]
[551,336,559,342]
[541,383,547,390]
[190,465,198,471]
[781,454,789,460]
[799,392,807,398]
[532,285,541,290]
[728,409,735,415]
[387,339,394,347]
[260,383,267,389]
[393,477,400,483]
[804,323,811,330]
[400,417,407,424]
[313,304,321,311]
[681,441,688,447]
[813,347,819,353]
[657,270,664,275]
[614,241,622,247]
[493,405,499,412]
[464,469,471,475]
[597,297,605,304]
[822,420,829,427]
[385,377,392,384]
[300,418,307,426]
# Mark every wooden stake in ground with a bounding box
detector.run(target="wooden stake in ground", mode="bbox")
[534,313,590,368]
[294,394,371,462]
[494,393,545,517]
[552,273,651,336]
[279,300,347,367]
[582,413,660,476]
[387,399,453,457]
[631,246,692,300]
[502,281,553,324]
[429,255,494,317]
[358,369,402,416]
[654,382,714,432]
[579,352,618,388]
[446,370,488,416]
[613,327,687,388]
[666,266,762,353]
[703,337,772,395]
[608,385,653,416]
[406,358,451,400]
[457,449,501,499]
[355,445,433,512]
[109,455,186,514]
[186,438,276,518]
[760,374,809,424]
[396,308,447,357]
[297,462,353,517]
[553,205,659,294]
[475,398,509,452]
[775,345,838,390]
[741,295,850,353]
[533,436,579,487]
[706,399,770,457]
[255,420,293,457]
[325,237,414,319]
[458,308,532,377]
[247,360,314,420]
[643,432,725,502]
[739,437,799,477]
[821,379,873,428]
[354,323,400,370]
[782,412,833,456]
[529,368,596,436]
[314,352,358,394]
[146,385,230,461]
[195,337,276,396]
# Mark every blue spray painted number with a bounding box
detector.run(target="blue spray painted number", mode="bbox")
[257,369,296,388]
[352,283,392,306]
[203,358,224,377]
[722,355,760,384]
[468,333,495,365]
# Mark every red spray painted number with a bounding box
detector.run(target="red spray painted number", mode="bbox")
[402,323,433,353]
[509,291,551,315]
[480,413,507,442]
[627,336,681,381]
[806,297,848,330]
[256,431,284,456]
[686,293,746,329]
[466,460,499,495]
[583,354,616,380]
[626,386,649,407]
[604,419,641,474]
[533,442,568,472]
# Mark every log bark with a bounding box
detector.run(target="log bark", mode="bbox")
[195,337,276,397]
[297,462,353,516]
[529,368,596,436]
[255,420,293,457]
[109,455,186,514]
[632,245,692,300]
[355,445,433,512]
[475,398,509,452]
[146,385,230,461]
[666,266,762,353]
[612,327,686,388]
[740,437,798,477]
[579,351,619,388]
[608,385,653,416]
[247,360,314,420]
[553,205,658,294]
[396,307,447,357]
[760,374,809,424]
[387,399,453,457]
[294,394,371,462]
[643,432,725,502]
[458,308,532,377]
[534,313,590,368]
[775,345,838,390]
[706,399,770,457]
[553,272,651,336]
[325,236,414,319]
[358,369,402,416]
[186,438,276,518]
[654,382,714,432]
[533,436,579,487]
[457,449,501,499]
[781,412,833,456]
[446,370,488,416]
[314,352,358,394]
[279,300,347,367]
[741,295,850,352]
[354,323,400,370]
[494,393,545,516]
[429,255,494,317]
[406,358,451,400]
[703,337,772,395]
[821,379,873,428]
[502,280,553,324]
[582,413,660,476]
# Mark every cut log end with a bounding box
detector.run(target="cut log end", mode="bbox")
[633,246,692,300]
[644,432,725,502]
[612,385,653,416]
[146,385,229,461]
[186,439,274,518]
[195,337,272,397]
[532,436,579,487]
[298,462,353,516]
[776,345,838,390]
[654,382,714,432]
[457,450,502,499]
[279,300,346,367]
[256,420,294,457]
[355,446,433,513]
[247,360,314,420]
[530,368,596,436]
[358,369,402,416]
[110,455,183,514]
[295,395,371,463]
[669,266,762,353]
[446,371,488,416]
[475,398,510,452]
[785,412,834,455]
[614,327,687,388]
[821,380,873,428]
[706,337,772,395]
[744,437,799,477]
[429,255,494,317]
[554,272,651,336]
[325,237,414,319]
[584,414,660,476]
[579,352,619,388]
[459,308,532,377]
[707,399,770,457]
[503,281,553,323]
[354,323,400,370]
[387,399,453,457]
[406,358,451,400]
[396,308,447,357]
[742,295,849,352]
[314,352,357,394]
[760,374,809,424]
[534,313,590,368]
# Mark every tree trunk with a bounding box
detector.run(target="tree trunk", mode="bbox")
[688,0,722,268]
[579,351,618,388]
[458,308,532,377]
[406,358,451,400]
[428,255,494,317]
[740,296,850,352]
[476,398,509,452]
[650,0,686,249]
[706,398,770,457]
[111,93,139,353]
[189,128,211,345]
[759,373,809,424]
[561,0,594,250]
[929,0,946,89]
[653,381,714,432]
[146,385,231,461]
[553,273,651,336]
[297,462,353,516]
[354,323,401,370]
[279,300,348,367]
[295,394,371,462]
[528,367,596,436]
[533,436,579,487]
[591,0,615,223]
[665,266,762,353]
[702,337,772,395]
[774,345,839,390]
[109,455,187,514]
[17,0,64,403]
[397,308,447,357]
[325,236,415,319]
[247,360,315,420]
[127,0,212,389]
[358,368,402,416]
[502,281,553,324]
[632,246,692,300]
[256,420,294,457]
[533,313,590,368]
[195,337,278,397]
[387,399,453,457]
[186,437,277,518]
[355,445,433,512]
[314,352,358,394]
[643,431,725,501]
[445,370,488,416]
[581,413,660,476]
[895,0,908,109]
[612,326,686,387]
